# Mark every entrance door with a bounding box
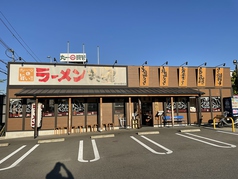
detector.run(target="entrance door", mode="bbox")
[141,102,153,126]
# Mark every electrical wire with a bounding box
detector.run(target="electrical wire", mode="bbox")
[0,59,7,65]
[0,37,12,50]
[0,11,41,62]
[0,11,40,62]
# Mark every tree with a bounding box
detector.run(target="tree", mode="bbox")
[231,70,238,95]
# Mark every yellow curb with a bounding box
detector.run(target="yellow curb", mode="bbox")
[38,138,65,144]
[138,131,160,135]
[91,134,115,139]
[0,143,9,147]
[179,129,201,133]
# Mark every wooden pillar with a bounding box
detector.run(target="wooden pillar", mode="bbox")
[138,98,142,127]
[197,95,202,126]
[129,97,132,128]
[34,98,38,138]
[152,102,155,127]
[171,97,174,127]
[100,97,102,130]
[187,97,191,125]
[68,97,72,134]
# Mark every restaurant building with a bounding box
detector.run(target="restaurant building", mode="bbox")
[5,61,232,138]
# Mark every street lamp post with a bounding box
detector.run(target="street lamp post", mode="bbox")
[234,60,238,74]
[233,60,238,94]
[47,56,52,63]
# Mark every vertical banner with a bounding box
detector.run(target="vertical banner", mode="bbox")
[215,67,223,86]
[179,67,188,86]
[154,101,159,112]
[197,67,206,86]
[31,103,43,128]
[140,66,149,86]
[160,67,169,86]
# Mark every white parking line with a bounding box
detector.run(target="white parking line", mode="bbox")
[0,145,26,164]
[176,133,236,148]
[78,139,100,163]
[130,136,173,155]
[78,141,88,163]
[89,140,100,162]
[0,144,39,171]
[217,130,238,135]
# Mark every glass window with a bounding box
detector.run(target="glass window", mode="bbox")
[26,99,35,117]
[72,98,85,116]
[211,97,221,112]
[87,103,97,115]
[9,99,23,118]
[26,99,54,117]
[200,97,211,112]
[177,97,187,113]
[166,98,176,113]
[189,97,197,112]
[58,99,68,116]
[166,98,187,113]
[41,99,55,117]
[114,102,124,114]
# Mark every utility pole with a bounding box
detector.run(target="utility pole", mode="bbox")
[0,79,7,82]
[0,79,6,95]
[0,38,15,62]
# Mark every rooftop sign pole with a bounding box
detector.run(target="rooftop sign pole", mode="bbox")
[97,46,100,65]
[67,41,70,64]
[83,43,85,64]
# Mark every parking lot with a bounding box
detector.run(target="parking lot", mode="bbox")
[0,126,238,179]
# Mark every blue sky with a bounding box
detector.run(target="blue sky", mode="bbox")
[0,0,238,93]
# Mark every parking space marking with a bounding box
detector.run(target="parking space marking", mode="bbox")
[78,141,88,163]
[78,139,100,163]
[89,139,100,162]
[0,144,39,171]
[176,133,236,148]
[217,130,238,135]
[0,145,26,164]
[130,136,173,155]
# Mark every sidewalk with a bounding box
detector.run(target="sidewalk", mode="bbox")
[0,125,197,141]
[202,123,238,133]
[1,124,237,142]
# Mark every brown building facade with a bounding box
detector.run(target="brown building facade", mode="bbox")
[5,62,232,138]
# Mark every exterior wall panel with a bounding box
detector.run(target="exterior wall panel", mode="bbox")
[7,118,23,131]
[211,89,220,96]
[206,68,214,87]
[72,116,85,127]
[200,89,210,96]
[102,103,113,124]
[87,115,97,126]
[56,117,68,128]
[202,113,213,122]
[24,117,33,131]
[149,67,159,87]
[190,113,198,124]
[223,68,232,87]
[187,68,197,87]
[222,89,233,98]
[127,66,139,87]
[41,117,55,130]
[168,67,178,87]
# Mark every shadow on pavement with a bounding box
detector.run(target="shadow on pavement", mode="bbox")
[46,162,74,179]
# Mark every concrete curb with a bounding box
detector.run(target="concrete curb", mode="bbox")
[0,143,9,147]
[38,138,65,144]
[179,129,201,133]
[137,131,160,135]
[91,134,115,139]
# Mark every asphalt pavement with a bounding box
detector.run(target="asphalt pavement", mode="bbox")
[1,124,238,179]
